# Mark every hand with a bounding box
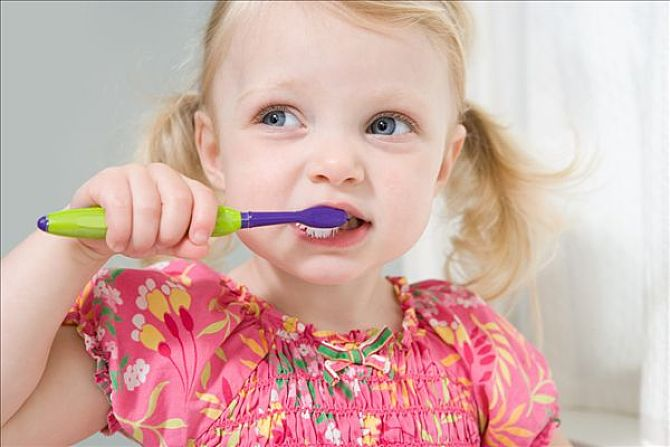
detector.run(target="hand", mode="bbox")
[68,163,219,261]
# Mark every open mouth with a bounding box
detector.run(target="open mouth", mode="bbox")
[295,214,369,239]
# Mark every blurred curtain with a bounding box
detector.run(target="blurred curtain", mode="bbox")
[401,2,669,444]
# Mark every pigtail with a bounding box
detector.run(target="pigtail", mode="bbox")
[443,102,583,302]
[136,92,210,187]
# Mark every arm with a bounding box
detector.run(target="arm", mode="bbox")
[1,163,218,430]
[1,231,107,426]
[550,427,573,446]
[0,325,110,445]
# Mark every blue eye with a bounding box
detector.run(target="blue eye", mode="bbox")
[259,107,300,128]
[367,115,412,135]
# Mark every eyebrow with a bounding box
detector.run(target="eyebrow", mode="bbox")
[367,88,431,112]
[236,79,306,105]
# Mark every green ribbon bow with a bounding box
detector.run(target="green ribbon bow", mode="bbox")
[317,326,393,385]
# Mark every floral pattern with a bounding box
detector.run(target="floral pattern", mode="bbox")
[62,260,560,446]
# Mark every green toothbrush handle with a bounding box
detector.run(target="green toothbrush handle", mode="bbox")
[212,207,243,236]
[38,206,242,239]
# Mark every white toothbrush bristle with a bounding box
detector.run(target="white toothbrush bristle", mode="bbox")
[295,223,340,239]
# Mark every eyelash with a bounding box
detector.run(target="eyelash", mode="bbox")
[369,111,418,133]
[252,104,291,124]
[252,104,419,133]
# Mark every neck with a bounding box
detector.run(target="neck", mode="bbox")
[228,256,402,333]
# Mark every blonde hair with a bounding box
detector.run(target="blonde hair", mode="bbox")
[136,1,590,302]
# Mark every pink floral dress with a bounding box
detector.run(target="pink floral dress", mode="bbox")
[62,259,560,446]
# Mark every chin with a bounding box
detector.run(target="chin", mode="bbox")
[281,258,374,286]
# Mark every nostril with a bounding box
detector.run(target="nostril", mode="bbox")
[307,158,365,186]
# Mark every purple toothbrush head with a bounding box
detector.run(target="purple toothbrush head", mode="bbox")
[298,206,348,228]
[239,206,348,230]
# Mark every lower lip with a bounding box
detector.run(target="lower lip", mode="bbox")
[293,222,372,248]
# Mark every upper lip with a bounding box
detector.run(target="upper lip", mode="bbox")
[309,201,370,222]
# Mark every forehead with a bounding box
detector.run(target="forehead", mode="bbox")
[215,2,451,110]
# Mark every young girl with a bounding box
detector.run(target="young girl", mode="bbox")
[1,1,576,446]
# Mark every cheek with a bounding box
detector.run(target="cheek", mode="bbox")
[386,185,434,238]
[373,170,437,257]
[380,157,438,217]
[220,149,294,209]
[224,176,281,209]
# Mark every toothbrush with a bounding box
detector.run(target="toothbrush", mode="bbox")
[36,205,348,239]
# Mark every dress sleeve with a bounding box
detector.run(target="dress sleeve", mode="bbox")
[419,280,561,447]
[61,267,123,436]
[60,259,265,446]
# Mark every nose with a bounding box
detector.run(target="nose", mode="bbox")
[306,140,365,186]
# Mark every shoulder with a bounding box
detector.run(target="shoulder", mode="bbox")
[64,258,257,359]
[409,278,499,368]
[66,259,240,322]
[409,278,561,445]
[409,278,484,312]
[409,278,492,341]
[408,278,548,379]
[61,259,263,444]
[89,258,226,300]
[410,278,524,342]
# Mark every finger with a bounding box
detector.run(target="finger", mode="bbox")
[126,165,161,253]
[71,167,132,253]
[147,163,193,249]
[166,238,210,259]
[182,177,219,245]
